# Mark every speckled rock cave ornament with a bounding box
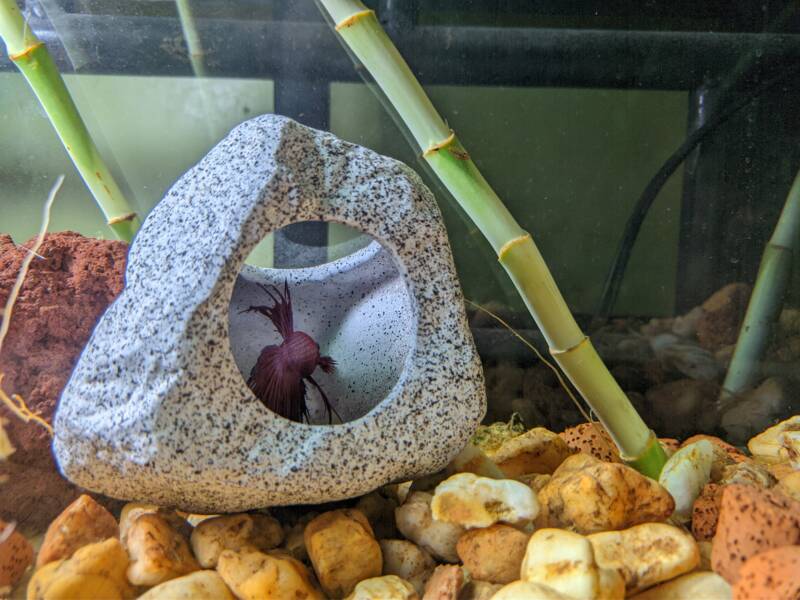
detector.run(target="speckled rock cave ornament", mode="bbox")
[53,114,485,512]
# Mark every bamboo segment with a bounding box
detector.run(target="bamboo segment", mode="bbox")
[721,168,800,404]
[318,0,667,475]
[0,0,139,241]
[175,0,207,77]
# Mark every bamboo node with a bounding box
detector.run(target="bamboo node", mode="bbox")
[550,335,590,357]
[335,9,375,31]
[497,233,532,261]
[108,212,138,225]
[9,41,43,61]
[423,132,457,157]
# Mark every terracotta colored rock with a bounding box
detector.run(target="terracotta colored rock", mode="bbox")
[0,232,126,527]
[0,520,33,590]
[37,494,119,568]
[696,283,750,350]
[421,565,465,600]
[711,484,800,583]
[537,453,674,534]
[732,545,800,600]
[559,423,620,463]
[692,483,724,542]
[456,524,529,584]
[304,509,382,598]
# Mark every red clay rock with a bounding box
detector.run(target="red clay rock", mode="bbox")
[0,519,33,589]
[0,232,127,528]
[696,283,751,350]
[558,422,620,463]
[711,484,800,583]
[733,546,800,600]
[692,483,724,542]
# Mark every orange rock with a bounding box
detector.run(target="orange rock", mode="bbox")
[0,520,33,589]
[711,484,800,583]
[682,435,748,463]
[559,423,620,463]
[37,494,119,568]
[692,483,724,542]
[422,564,465,600]
[733,546,800,600]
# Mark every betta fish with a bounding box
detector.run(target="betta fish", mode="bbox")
[242,282,339,424]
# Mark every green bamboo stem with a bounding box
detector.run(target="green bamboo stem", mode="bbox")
[720,167,800,406]
[0,0,139,241]
[318,0,666,477]
[175,0,207,78]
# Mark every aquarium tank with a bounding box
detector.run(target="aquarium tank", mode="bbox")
[2,1,800,598]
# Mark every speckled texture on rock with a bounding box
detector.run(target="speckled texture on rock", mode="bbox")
[53,114,486,512]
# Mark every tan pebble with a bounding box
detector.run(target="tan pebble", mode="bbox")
[559,423,621,463]
[781,430,800,469]
[520,528,624,600]
[26,538,135,600]
[768,461,797,481]
[446,443,507,479]
[489,427,574,476]
[776,470,800,501]
[711,484,800,583]
[682,434,747,464]
[216,549,322,600]
[0,520,33,589]
[119,503,189,544]
[421,564,465,600]
[537,453,674,534]
[588,522,699,595]
[380,539,435,596]
[345,575,418,599]
[747,415,800,463]
[395,492,464,563]
[36,495,118,568]
[137,570,234,599]
[691,483,724,542]
[697,541,713,571]
[431,473,539,528]
[459,580,502,600]
[456,524,528,585]
[732,545,800,600]
[515,473,551,493]
[718,460,775,488]
[304,509,382,598]
[190,513,283,568]
[629,571,731,600]
[490,580,570,599]
[124,512,199,587]
[356,492,399,539]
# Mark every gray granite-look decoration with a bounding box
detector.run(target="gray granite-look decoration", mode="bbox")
[53,114,486,512]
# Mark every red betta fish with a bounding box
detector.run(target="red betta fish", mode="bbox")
[242,282,339,423]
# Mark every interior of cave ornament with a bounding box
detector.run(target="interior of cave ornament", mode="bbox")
[53,114,486,513]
